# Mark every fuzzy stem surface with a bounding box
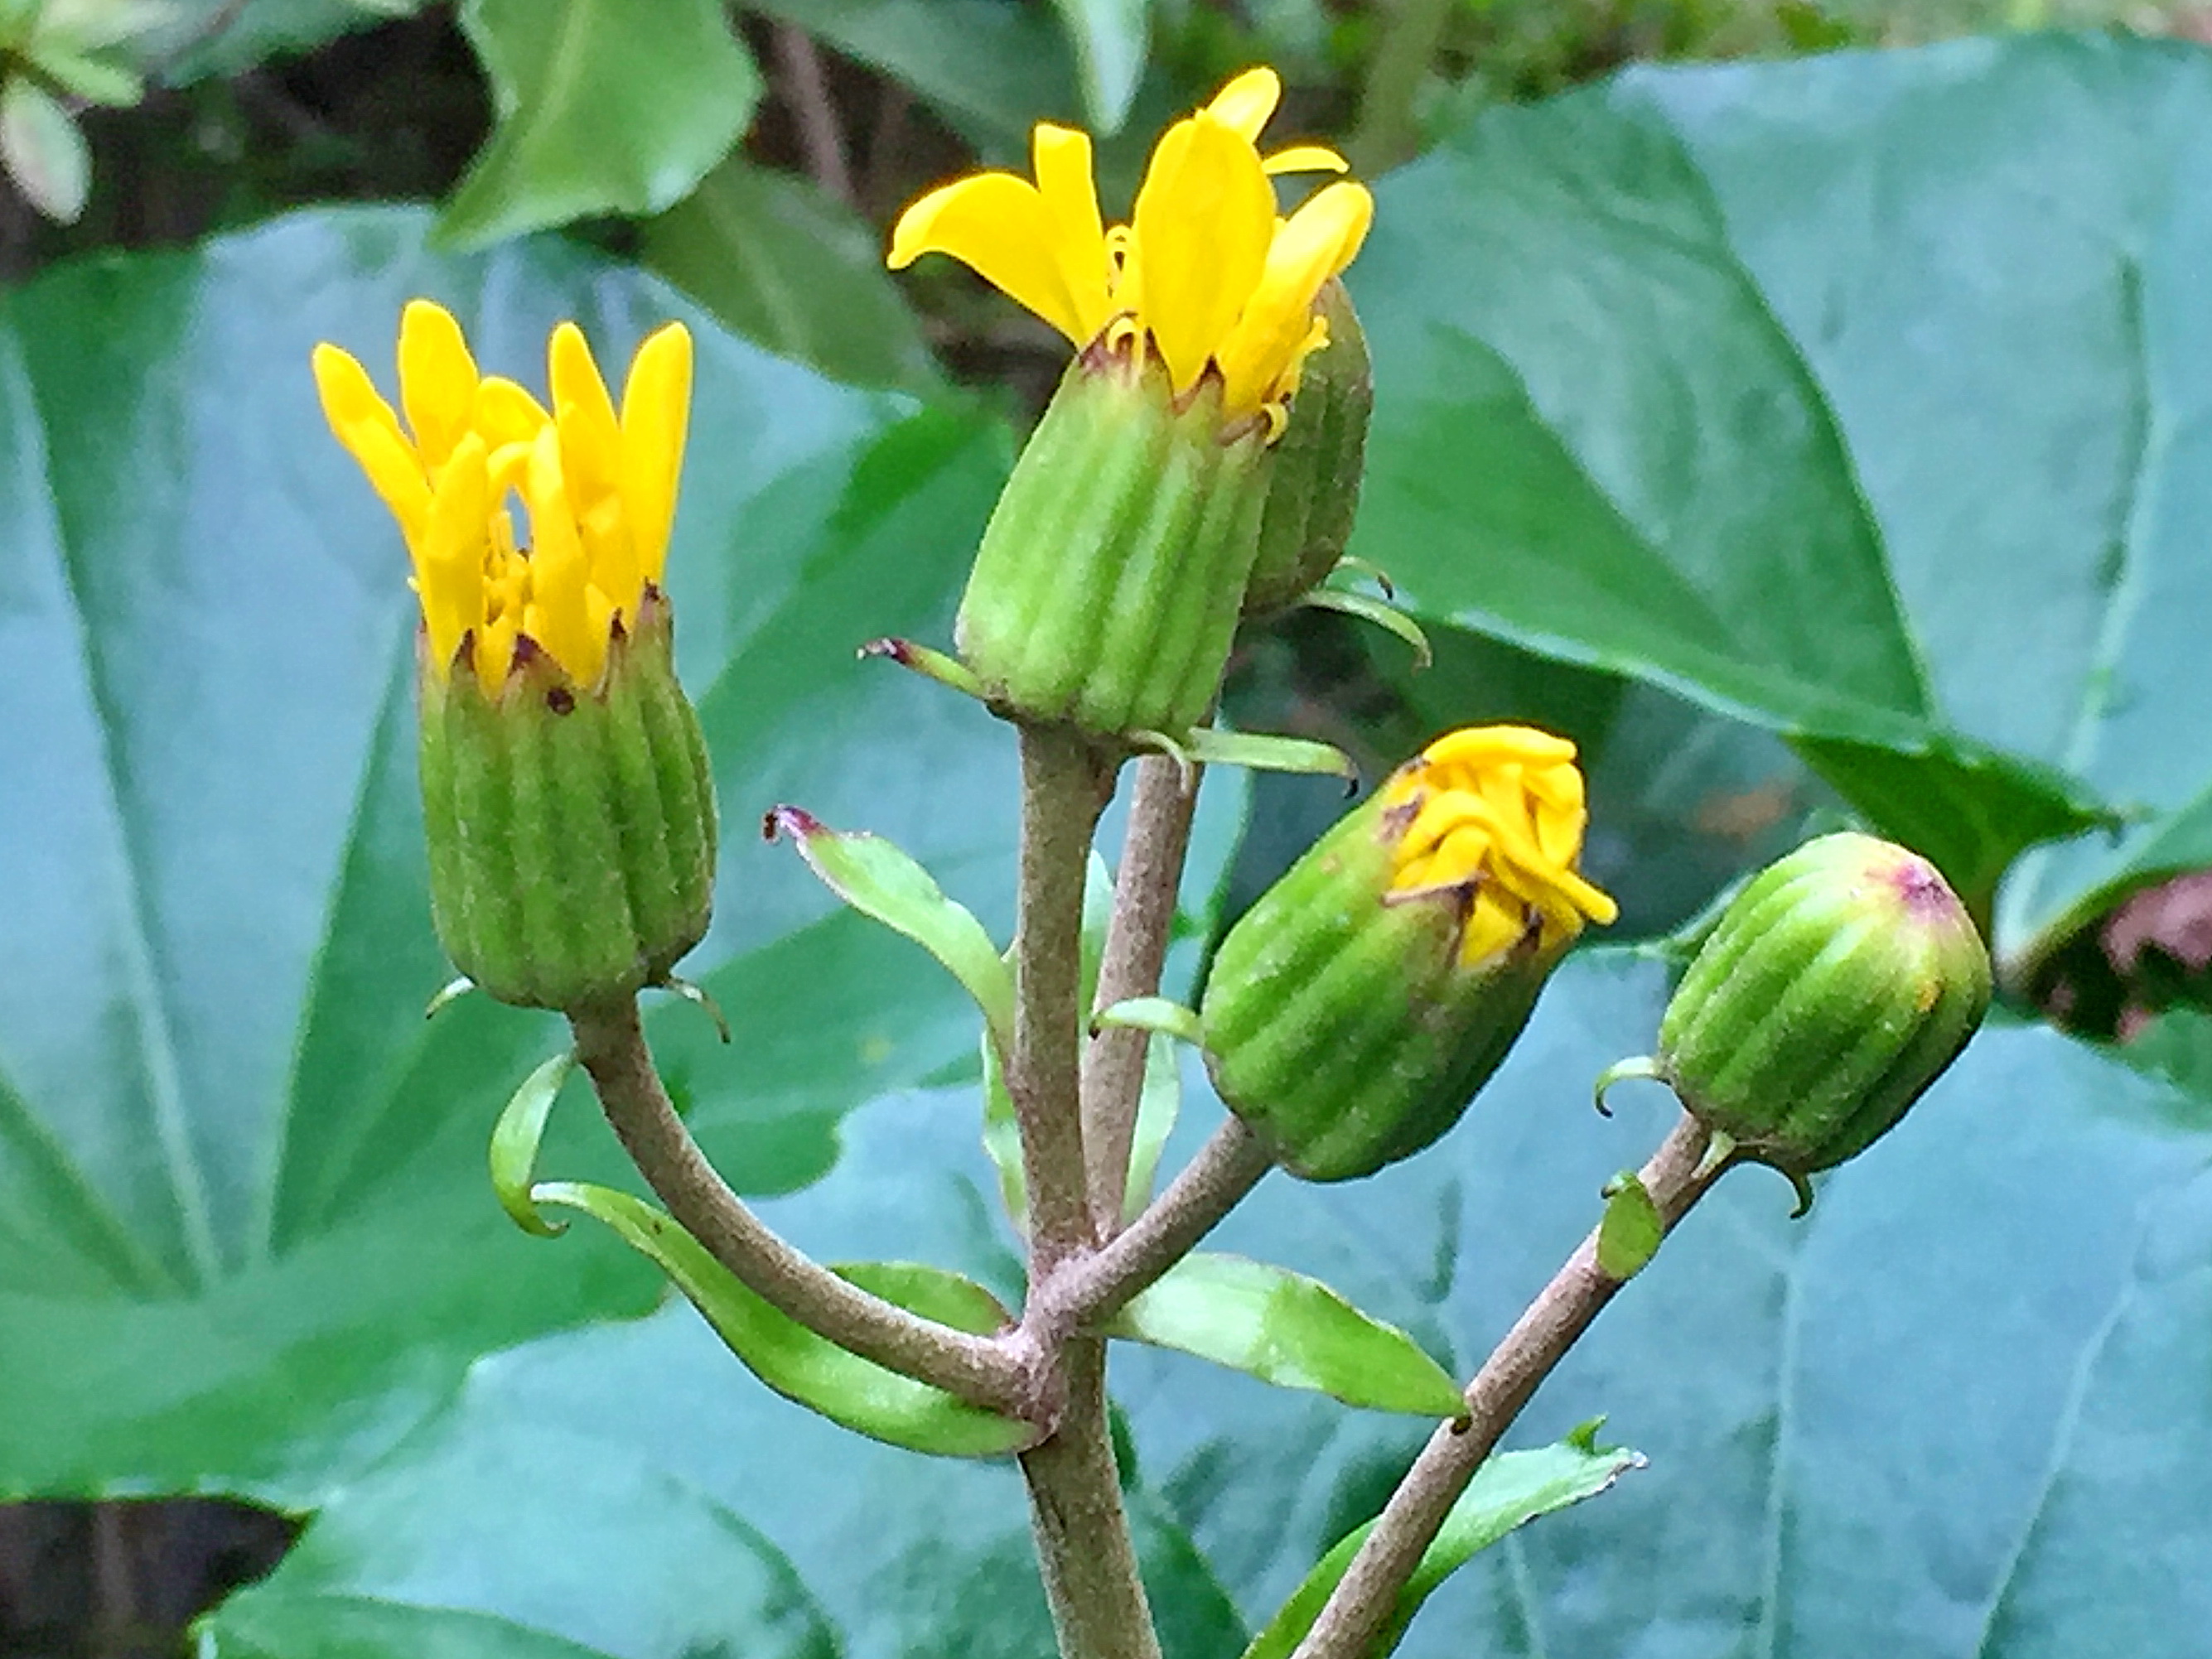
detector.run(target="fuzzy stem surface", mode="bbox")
[1019,1337,1163,1659]
[1010,725,1159,1659]
[1037,1116,1274,1335]
[1082,754,1200,1234]
[1012,725,1112,1273]
[569,998,1031,1417]
[1290,1112,1722,1659]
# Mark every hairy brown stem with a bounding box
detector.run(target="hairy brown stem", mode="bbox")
[569,998,1032,1418]
[1012,726,1112,1274]
[1291,1112,1722,1659]
[1034,1117,1274,1337]
[1081,754,1200,1234]
[1019,1338,1162,1659]
[1009,725,1162,1659]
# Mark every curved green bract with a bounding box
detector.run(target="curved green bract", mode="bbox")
[487,1051,575,1238]
[529,1181,1035,1459]
[768,808,1017,1067]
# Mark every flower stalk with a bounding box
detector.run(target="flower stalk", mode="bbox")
[1288,1112,1724,1659]
[567,997,1034,1418]
[1080,754,1201,1233]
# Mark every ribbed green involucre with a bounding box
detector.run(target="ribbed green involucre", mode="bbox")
[416,586,717,1010]
[1658,832,1992,1175]
[1200,796,1561,1183]
[955,351,1273,739]
[1244,278,1372,616]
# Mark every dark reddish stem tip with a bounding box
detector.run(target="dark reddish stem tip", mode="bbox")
[761,804,823,843]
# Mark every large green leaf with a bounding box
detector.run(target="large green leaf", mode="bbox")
[645,156,942,396]
[438,0,761,248]
[0,205,1020,1503]
[1348,33,2212,946]
[748,0,1081,160]
[204,953,2212,1655]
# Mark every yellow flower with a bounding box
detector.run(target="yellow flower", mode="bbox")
[888,67,1373,429]
[1381,726,1619,967]
[312,300,693,693]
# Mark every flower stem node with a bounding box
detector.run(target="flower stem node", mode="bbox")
[418,585,717,1010]
[1199,726,1616,1181]
[1244,278,1372,616]
[956,354,1273,740]
[1649,831,1992,1188]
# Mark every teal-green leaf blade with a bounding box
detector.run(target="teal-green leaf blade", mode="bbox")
[1104,1251,1466,1418]
[439,0,761,248]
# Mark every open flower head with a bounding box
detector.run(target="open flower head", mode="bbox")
[889,67,1373,432]
[1380,726,1619,967]
[312,301,692,693]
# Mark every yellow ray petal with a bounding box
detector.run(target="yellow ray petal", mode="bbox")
[1033,123,1113,345]
[619,321,692,588]
[1204,66,1280,142]
[312,344,430,546]
[1461,889,1527,967]
[1422,725,1578,775]
[1216,180,1374,415]
[1128,114,1275,393]
[419,432,488,674]
[1262,144,1347,176]
[891,171,1097,346]
[397,300,478,470]
[549,321,624,509]
[473,375,551,451]
[520,426,601,685]
[476,612,519,696]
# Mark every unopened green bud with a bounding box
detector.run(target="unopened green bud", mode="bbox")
[417,586,717,1010]
[954,345,1273,740]
[1654,832,1991,1180]
[1244,280,1371,616]
[1201,726,1616,1181]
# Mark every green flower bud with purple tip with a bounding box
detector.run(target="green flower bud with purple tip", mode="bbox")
[1629,832,1991,1196]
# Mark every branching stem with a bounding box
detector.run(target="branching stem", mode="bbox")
[1011,726,1159,1659]
[568,998,1032,1418]
[1289,1111,1722,1659]
[1012,726,1113,1274]
[1035,1117,1274,1335]
[1082,754,1200,1234]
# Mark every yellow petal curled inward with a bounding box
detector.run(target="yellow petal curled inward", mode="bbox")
[1380,726,1617,965]
[520,425,605,688]
[549,321,625,508]
[473,375,551,451]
